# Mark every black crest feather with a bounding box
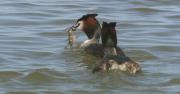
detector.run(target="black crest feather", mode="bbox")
[77,14,98,22]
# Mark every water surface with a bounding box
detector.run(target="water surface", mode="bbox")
[0,0,180,94]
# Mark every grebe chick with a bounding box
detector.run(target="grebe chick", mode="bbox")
[92,55,141,74]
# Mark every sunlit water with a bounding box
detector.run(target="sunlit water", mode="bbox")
[0,0,180,94]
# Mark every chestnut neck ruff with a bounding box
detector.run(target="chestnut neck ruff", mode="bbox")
[83,19,101,41]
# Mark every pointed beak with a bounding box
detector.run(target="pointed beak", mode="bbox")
[69,23,80,32]
[72,23,80,30]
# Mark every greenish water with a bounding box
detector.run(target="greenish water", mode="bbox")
[0,0,180,94]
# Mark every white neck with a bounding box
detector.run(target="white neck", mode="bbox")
[80,38,98,48]
[81,23,101,48]
[92,23,101,40]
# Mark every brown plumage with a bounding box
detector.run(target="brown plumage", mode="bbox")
[92,22,141,74]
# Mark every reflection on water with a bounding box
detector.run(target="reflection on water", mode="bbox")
[0,0,180,94]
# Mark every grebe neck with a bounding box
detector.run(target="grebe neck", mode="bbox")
[80,22,101,48]
[91,22,101,41]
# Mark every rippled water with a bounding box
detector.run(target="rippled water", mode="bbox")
[0,0,180,94]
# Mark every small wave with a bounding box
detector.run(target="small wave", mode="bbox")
[28,51,54,58]
[167,78,180,85]
[0,71,22,82]
[127,7,162,13]
[37,31,66,37]
[0,2,38,7]
[166,15,180,19]
[130,1,145,5]
[6,12,56,18]
[43,91,64,94]
[125,49,158,61]
[22,68,69,83]
[6,91,35,94]
[0,71,22,78]
[150,46,178,52]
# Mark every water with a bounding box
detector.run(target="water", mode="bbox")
[0,0,180,94]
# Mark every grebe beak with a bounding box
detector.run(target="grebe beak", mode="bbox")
[74,21,84,31]
[70,22,78,30]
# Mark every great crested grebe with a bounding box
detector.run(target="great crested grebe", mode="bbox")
[92,22,141,74]
[74,14,125,57]
[74,14,101,47]
[73,14,105,57]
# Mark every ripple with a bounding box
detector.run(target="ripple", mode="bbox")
[125,49,158,61]
[0,0,180,93]
[0,71,22,82]
[167,78,180,85]
[166,15,180,19]
[22,68,70,84]
[130,1,145,5]
[150,46,179,52]
[43,91,64,94]
[23,70,57,83]
[6,91,35,94]
[5,12,56,18]
[28,51,54,58]
[126,7,163,13]
[0,2,38,7]
[149,31,176,37]
[0,19,42,26]
[37,31,66,37]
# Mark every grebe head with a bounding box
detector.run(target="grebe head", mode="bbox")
[75,14,100,39]
[101,22,117,48]
[101,22,118,56]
